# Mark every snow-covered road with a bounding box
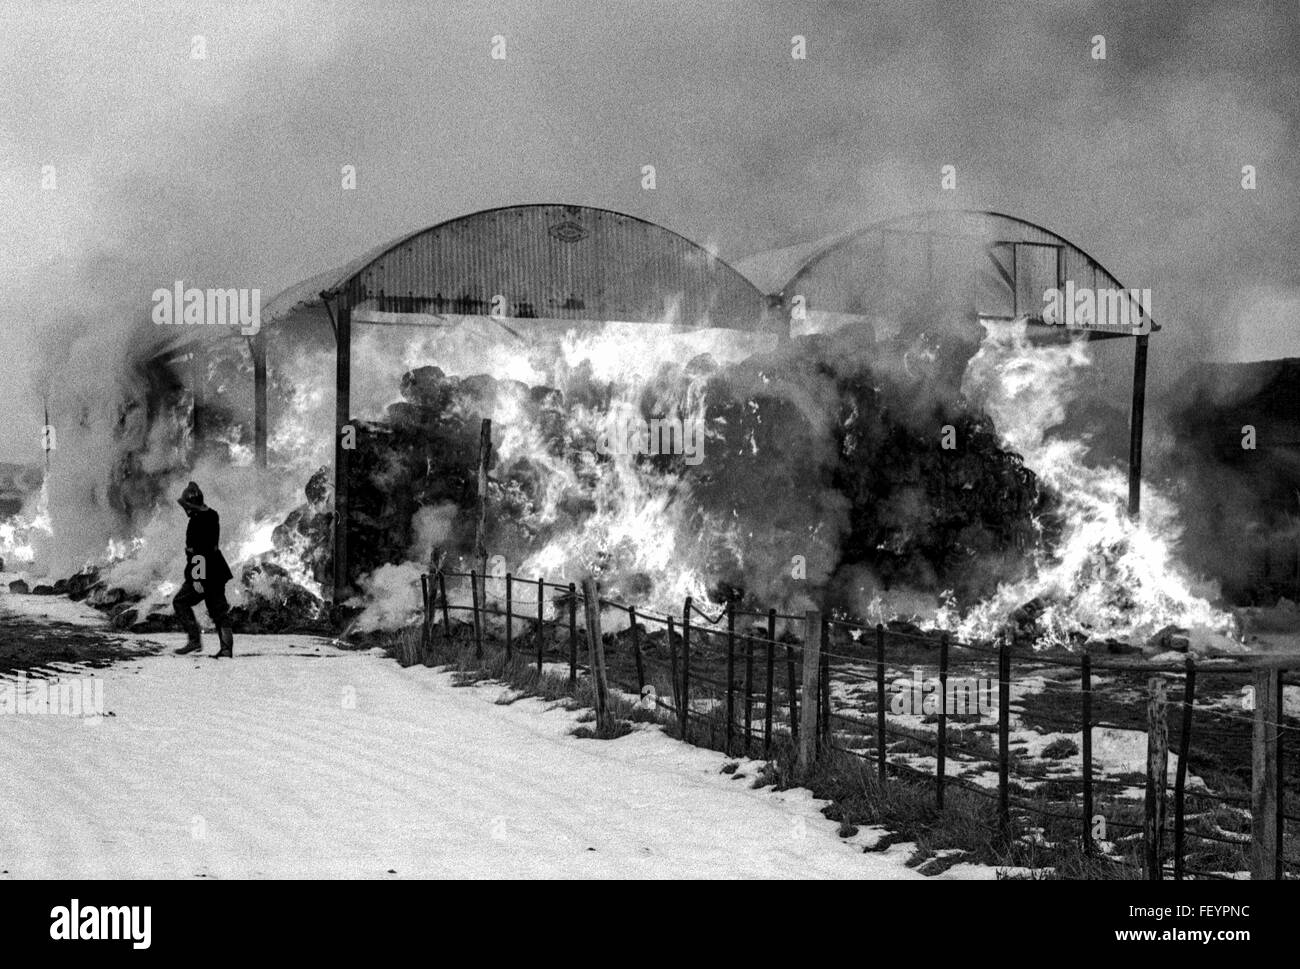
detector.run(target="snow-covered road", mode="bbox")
[0,621,962,878]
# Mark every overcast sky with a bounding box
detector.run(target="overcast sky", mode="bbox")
[1,0,1296,461]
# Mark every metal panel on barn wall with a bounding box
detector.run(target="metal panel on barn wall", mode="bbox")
[1015,243,1061,320]
[1061,245,1105,297]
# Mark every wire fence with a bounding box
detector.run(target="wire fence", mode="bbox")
[421,568,1299,880]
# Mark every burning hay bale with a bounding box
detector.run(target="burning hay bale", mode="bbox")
[228,559,327,633]
[267,467,334,588]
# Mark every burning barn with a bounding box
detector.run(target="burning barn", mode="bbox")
[3,202,1237,652]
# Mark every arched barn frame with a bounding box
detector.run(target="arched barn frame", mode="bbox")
[260,203,774,602]
[738,209,1159,519]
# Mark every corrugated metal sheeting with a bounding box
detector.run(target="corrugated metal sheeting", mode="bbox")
[329,204,769,331]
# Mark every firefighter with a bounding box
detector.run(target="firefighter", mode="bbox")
[172,481,236,657]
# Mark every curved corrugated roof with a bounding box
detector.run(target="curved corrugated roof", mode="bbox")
[737,208,1158,336]
[264,203,770,331]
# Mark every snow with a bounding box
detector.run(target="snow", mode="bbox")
[0,589,109,628]
[0,631,969,879]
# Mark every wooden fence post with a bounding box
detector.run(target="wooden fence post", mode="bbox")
[581,579,612,732]
[997,632,1011,838]
[667,617,682,735]
[567,583,578,687]
[681,605,692,743]
[535,577,544,676]
[784,612,799,747]
[1251,666,1280,880]
[1145,676,1169,881]
[937,633,949,808]
[876,624,887,784]
[1278,671,1286,879]
[470,569,483,660]
[819,620,830,749]
[744,615,755,753]
[1081,653,1094,854]
[629,606,644,693]
[505,573,513,662]
[726,604,736,753]
[420,574,430,654]
[474,419,491,621]
[1174,657,1196,880]
[438,571,450,637]
[764,611,776,754]
[798,609,821,772]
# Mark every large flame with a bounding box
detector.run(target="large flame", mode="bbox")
[945,321,1238,649]
[475,322,768,617]
[0,480,52,568]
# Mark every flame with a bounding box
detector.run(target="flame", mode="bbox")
[0,480,53,568]
[944,320,1237,649]
[105,535,145,563]
[476,322,765,617]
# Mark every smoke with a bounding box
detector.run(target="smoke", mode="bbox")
[348,562,425,633]
[3,1,1297,452]
[2,1,1296,639]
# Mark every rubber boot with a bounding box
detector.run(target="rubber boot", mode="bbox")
[213,625,234,658]
[176,630,203,655]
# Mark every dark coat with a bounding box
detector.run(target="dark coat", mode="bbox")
[184,507,234,586]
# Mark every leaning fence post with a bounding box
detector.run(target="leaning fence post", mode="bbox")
[799,609,821,772]
[470,569,483,660]
[1174,657,1196,880]
[535,577,544,676]
[1145,676,1169,881]
[629,606,644,692]
[726,604,736,753]
[1082,653,1094,854]
[505,573,513,662]
[998,631,1011,838]
[937,632,949,809]
[567,583,578,687]
[764,610,776,754]
[876,624,887,784]
[1250,665,1280,880]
